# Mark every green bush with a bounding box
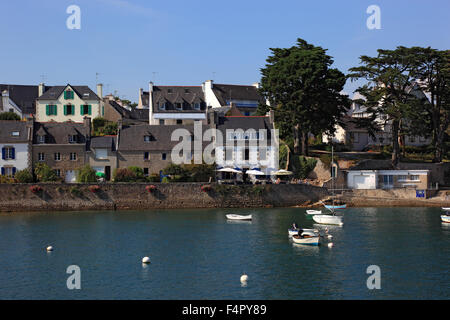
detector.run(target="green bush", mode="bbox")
[146,174,160,182]
[128,166,145,180]
[15,169,34,183]
[113,168,136,182]
[76,165,97,183]
[161,177,169,183]
[183,164,215,182]
[93,117,107,131]
[292,156,317,179]
[70,186,82,197]
[0,112,20,120]
[34,163,60,182]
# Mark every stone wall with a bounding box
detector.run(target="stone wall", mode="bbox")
[0,183,329,212]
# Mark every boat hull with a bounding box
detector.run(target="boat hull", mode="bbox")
[226,214,252,221]
[312,215,343,226]
[288,228,318,236]
[324,204,347,210]
[442,207,450,211]
[292,235,320,245]
[306,210,323,215]
[441,215,450,223]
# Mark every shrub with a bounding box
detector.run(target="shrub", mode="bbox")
[113,168,136,182]
[0,112,21,120]
[161,177,169,183]
[88,185,100,193]
[30,185,42,193]
[146,174,160,182]
[34,163,60,182]
[128,166,145,181]
[15,169,34,183]
[145,185,157,193]
[0,175,16,184]
[292,156,317,179]
[101,123,118,135]
[92,117,107,132]
[70,186,82,197]
[183,164,215,182]
[76,165,98,183]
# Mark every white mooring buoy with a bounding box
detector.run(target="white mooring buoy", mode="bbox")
[240,274,248,283]
[46,246,53,252]
[327,243,334,248]
[142,256,151,264]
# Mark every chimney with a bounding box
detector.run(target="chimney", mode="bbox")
[38,83,45,97]
[96,83,103,99]
[252,82,260,89]
[205,80,213,90]
[83,116,92,138]
[149,82,154,93]
[1,90,9,112]
[148,82,154,123]
[268,109,275,124]
[117,118,123,131]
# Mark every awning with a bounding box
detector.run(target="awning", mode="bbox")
[272,169,293,176]
[217,167,242,173]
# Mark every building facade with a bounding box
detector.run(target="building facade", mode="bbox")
[87,136,117,181]
[0,120,33,176]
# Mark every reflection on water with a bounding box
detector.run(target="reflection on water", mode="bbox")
[0,207,448,299]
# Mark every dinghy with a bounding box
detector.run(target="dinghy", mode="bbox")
[288,228,318,236]
[226,214,252,221]
[292,234,320,245]
[312,214,343,226]
[441,215,450,223]
[324,204,347,210]
[306,210,323,215]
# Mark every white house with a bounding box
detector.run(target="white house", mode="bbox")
[0,120,32,176]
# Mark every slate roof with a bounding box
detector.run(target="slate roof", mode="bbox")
[38,85,99,101]
[90,136,116,151]
[212,84,263,106]
[106,99,148,122]
[33,122,89,145]
[0,120,29,143]
[118,124,208,151]
[0,84,49,115]
[148,86,206,113]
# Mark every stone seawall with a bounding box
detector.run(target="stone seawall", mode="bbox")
[0,183,330,212]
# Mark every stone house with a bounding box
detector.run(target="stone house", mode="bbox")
[32,118,91,182]
[86,135,117,181]
[0,119,33,176]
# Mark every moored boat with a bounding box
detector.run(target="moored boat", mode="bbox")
[288,228,319,236]
[306,210,323,215]
[442,207,450,211]
[226,214,252,221]
[324,204,347,210]
[441,215,450,223]
[312,214,343,226]
[292,234,320,245]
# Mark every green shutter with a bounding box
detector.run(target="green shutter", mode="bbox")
[80,105,83,115]
[53,105,57,115]
[70,91,74,99]
[64,105,67,115]
[64,91,67,99]
[88,105,92,115]
[46,105,49,116]
[102,106,104,116]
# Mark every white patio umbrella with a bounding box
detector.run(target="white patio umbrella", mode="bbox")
[217,167,242,173]
[246,169,266,176]
[272,169,293,176]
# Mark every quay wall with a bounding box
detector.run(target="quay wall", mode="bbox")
[0,183,329,212]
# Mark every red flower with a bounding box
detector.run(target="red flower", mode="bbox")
[201,185,212,192]
[30,185,42,193]
[89,185,100,193]
[146,185,157,193]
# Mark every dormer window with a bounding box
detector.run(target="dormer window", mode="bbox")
[83,93,90,98]
[38,135,46,144]
[144,135,151,142]
[194,103,200,110]
[184,89,190,94]
[175,103,182,110]
[168,89,173,94]
[158,102,166,110]
[64,90,74,99]
[11,131,20,137]
[69,135,78,143]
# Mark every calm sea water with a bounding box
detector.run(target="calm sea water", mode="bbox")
[0,207,448,300]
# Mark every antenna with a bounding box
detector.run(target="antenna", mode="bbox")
[212,72,216,80]
[96,72,101,84]
[152,72,158,82]
[40,74,47,83]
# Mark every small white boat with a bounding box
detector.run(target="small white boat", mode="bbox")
[313,214,343,226]
[306,210,323,215]
[226,214,252,221]
[442,207,450,211]
[441,215,450,223]
[288,228,318,236]
[292,234,320,245]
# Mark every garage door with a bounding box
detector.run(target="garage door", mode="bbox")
[65,170,77,183]
[353,175,370,189]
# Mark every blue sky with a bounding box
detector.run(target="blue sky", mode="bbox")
[1,0,449,102]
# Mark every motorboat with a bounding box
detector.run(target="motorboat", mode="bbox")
[441,215,450,223]
[288,228,318,236]
[442,207,450,211]
[292,234,320,245]
[312,214,343,226]
[306,210,323,215]
[226,214,252,221]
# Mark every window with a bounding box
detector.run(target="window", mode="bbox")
[184,89,190,94]
[162,153,167,160]
[54,153,61,161]
[409,136,416,143]
[176,119,182,125]
[102,106,105,116]
[159,102,166,110]
[143,168,149,176]
[244,149,250,161]
[38,153,45,161]
[144,152,150,160]
[159,119,164,125]
[38,135,46,144]
[2,167,15,176]
[55,169,61,177]
[175,103,182,110]
[410,175,420,181]
[226,147,233,161]
[64,104,75,115]
[11,131,20,137]
[2,147,15,160]
[95,149,108,160]
[194,103,200,110]
[168,89,173,94]
[46,104,57,116]
[398,175,408,181]
[259,147,267,161]
[68,135,78,143]
[70,153,77,161]
[64,90,74,99]
[144,135,151,142]
[81,105,91,115]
